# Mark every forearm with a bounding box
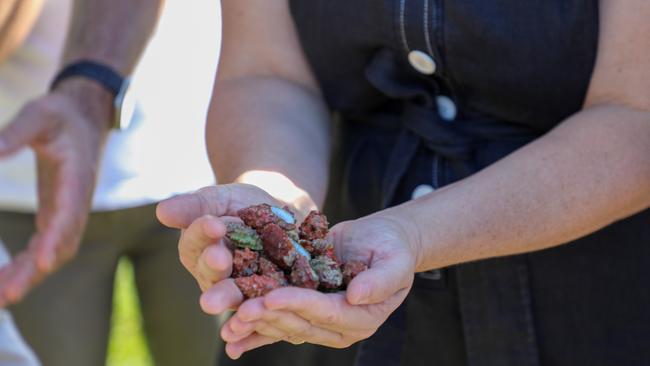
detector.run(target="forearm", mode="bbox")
[63,0,162,73]
[388,104,650,272]
[206,76,331,213]
[55,0,162,130]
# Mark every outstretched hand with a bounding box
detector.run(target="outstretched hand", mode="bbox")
[156,184,289,294]
[158,186,419,359]
[218,215,417,359]
[0,79,111,306]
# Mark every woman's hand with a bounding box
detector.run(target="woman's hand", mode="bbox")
[218,213,419,359]
[156,184,290,294]
[158,185,421,359]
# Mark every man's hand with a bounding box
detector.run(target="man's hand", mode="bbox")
[0,78,112,306]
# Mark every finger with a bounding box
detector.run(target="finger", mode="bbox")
[156,184,276,229]
[346,252,413,305]
[199,278,244,315]
[196,243,233,288]
[0,250,41,306]
[33,210,75,273]
[221,316,256,343]
[235,297,311,331]
[0,260,22,307]
[263,287,345,325]
[0,104,49,156]
[178,215,227,278]
[234,300,345,347]
[225,333,278,360]
[263,287,393,331]
[33,159,89,273]
[254,321,344,348]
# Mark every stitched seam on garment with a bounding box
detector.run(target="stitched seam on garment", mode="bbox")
[517,261,541,366]
[432,154,440,189]
[423,0,435,57]
[454,268,477,365]
[435,0,452,78]
[398,0,410,53]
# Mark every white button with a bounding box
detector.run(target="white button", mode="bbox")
[411,184,434,200]
[436,95,457,121]
[408,50,437,75]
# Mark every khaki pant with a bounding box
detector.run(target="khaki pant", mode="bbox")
[0,204,219,366]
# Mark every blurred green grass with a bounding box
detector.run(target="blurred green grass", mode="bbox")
[106,258,153,366]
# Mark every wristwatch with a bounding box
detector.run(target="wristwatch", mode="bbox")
[50,60,135,130]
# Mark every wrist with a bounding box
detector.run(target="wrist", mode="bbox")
[51,77,114,131]
[376,205,425,273]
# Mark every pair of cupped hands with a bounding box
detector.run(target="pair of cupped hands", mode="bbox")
[156,184,420,359]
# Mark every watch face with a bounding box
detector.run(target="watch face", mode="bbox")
[114,78,137,130]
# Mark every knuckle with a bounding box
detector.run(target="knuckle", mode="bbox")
[318,302,341,326]
[178,251,197,272]
[28,99,58,120]
[320,311,338,326]
[57,243,80,265]
[292,322,311,337]
[262,310,281,323]
[196,187,219,213]
[178,252,190,267]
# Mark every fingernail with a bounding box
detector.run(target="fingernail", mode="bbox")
[226,345,242,360]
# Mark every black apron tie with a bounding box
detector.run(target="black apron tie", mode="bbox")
[363,48,540,207]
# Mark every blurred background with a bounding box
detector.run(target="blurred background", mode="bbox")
[108,2,221,365]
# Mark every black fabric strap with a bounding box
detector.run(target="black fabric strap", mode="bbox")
[50,60,124,97]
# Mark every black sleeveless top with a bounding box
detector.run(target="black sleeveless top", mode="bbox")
[286,1,650,366]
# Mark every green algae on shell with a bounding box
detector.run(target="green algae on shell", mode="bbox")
[226,222,263,250]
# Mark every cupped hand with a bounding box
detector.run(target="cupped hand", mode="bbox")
[156,184,287,299]
[217,213,419,359]
[0,79,112,306]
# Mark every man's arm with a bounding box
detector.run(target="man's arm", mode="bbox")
[0,0,163,306]
[54,0,163,129]
[206,0,331,215]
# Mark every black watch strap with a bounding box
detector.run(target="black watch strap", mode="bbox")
[50,60,124,97]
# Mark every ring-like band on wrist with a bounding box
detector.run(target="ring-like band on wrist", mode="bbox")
[50,60,124,97]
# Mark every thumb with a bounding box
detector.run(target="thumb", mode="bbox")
[346,253,413,306]
[0,104,50,156]
[156,184,278,229]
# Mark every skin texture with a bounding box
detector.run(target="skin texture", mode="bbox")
[0,0,163,307]
[157,0,650,360]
